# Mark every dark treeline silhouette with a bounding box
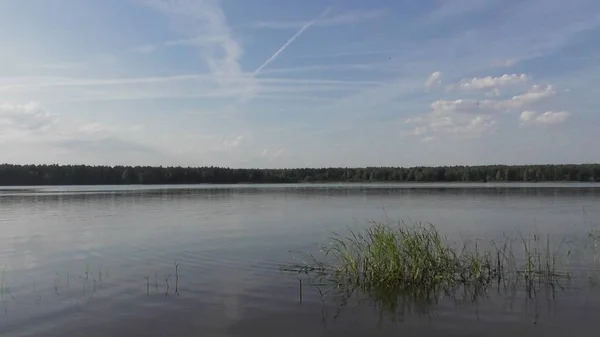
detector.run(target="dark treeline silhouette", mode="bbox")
[1,164,599,186]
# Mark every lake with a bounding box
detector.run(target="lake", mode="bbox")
[1,183,600,336]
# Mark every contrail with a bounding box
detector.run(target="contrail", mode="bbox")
[254,6,332,75]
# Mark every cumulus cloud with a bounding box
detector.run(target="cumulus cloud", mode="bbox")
[429,84,556,116]
[0,102,57,132]
[424,71,442,89]
[519,110,537,123]
[405,110,497,139]
[430,99,493,114]
[405,82,560,140]
[509,84,555,106]
[520,110,571,126]
[450,74,529,91]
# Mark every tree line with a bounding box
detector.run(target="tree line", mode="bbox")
[0,164,598,186]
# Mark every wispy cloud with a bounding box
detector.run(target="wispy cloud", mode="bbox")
[273,148,284,158]
[520,110,571,126]
[253,9,385,29]
[258,62,391,75]
[7,62,86,70]
[131,44,157,53]
[142,0,256,98]
[254,7,332,75]
[295,49,404,60]
[485,88,502,97]
[492,58,520,68]
[0,74,382,105]
[223,135,244,149]
[424,71,442,89]
[0,74,209,91]
[422,0,497,26]
[0,102,57,134]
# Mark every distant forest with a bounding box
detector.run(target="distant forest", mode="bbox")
[0,164,599,186]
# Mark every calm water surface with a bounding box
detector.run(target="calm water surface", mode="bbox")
[1,183,600,336]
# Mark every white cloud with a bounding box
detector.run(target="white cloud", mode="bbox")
[143,0,256,97]
[75,123,145,137]
[258,62,388,74]
[485,88,501,97]
[0,74,209,92]
[493,58,519,68]
[78,123,110,134]
[405,82,559,141]
[537,111,571,125]
[0,75,378,103]
[520,110,571,126]
[424,71,442,89]
[508,84,555,106]
[450,73,529,90]
[429,84,557,116]
[430,99,492,114]
[0,102,57,133]
[258,147,284,160]
[223,135,243,149]
[405,110,497,140]
[253,9,384,29]
[519,110,538,123]
[273,148,285,158]
[77,123,144,138]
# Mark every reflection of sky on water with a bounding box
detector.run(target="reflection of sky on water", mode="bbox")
[0,184,599,335]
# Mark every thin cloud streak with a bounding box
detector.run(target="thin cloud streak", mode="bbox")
[254,9,384,29]
[259,62,393,74]
[0,74,382,93]
[254,7,332,75]
[295,49,405,59]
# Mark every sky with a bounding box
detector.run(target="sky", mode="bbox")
[0,0,599,168]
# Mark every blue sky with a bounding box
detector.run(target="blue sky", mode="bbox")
[0,0,599,168]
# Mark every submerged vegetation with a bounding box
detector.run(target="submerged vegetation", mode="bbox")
[281,221,595,317]
[0,163,599,185]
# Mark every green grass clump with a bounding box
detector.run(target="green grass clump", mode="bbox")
[326,222,461,290]
[282,221,572,299]
[281,221,600,319]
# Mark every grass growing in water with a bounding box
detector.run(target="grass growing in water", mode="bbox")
[326,222,462,290]
[282,221,575,313]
